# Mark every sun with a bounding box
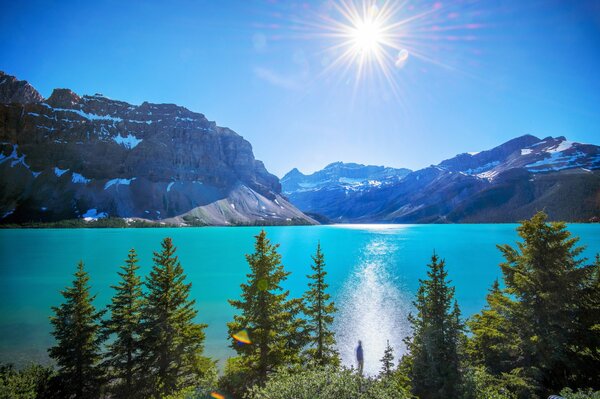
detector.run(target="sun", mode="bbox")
[349,8,385,56]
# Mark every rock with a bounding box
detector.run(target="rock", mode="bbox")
[0,72,315,225]
[0,71,43,104]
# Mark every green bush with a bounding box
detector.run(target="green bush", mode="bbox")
[0,363,54,399]
[246,366,412,399]
[559,388,600,399]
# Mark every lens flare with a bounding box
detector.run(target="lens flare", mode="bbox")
[210,393,225,399]
[232,329,252,345]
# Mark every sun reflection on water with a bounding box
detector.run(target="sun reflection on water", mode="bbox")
[334,235,412,376]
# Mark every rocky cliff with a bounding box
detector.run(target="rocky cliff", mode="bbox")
[0,71,315,225]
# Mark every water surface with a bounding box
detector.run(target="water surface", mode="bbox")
[1,224,598,375]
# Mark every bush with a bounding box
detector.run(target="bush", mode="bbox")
[559,388,600,399]
[246,366,411,399]
[0,363,54,399]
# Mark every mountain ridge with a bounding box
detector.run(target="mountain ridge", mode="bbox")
[282,135,600,223]
[0,71,315,226]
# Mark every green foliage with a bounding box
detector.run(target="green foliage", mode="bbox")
[379,340,394,378]
[0,363,54,399]
[492,212,599,395]
[303,242,340,366]
[140,238,210,398]
[226,230,306,395]
[405,252,464,399]
[48,261,105,398]
[246,366,412,399]
[103,248,145,398]
[560,388,600,399]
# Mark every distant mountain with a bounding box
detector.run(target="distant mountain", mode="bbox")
[0,71,315,225]
[283,135,600,223]
[281,162,411,217]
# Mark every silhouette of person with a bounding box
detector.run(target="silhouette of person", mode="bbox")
[356,340,364,375]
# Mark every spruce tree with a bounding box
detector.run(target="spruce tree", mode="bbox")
[226,230,304,392]
[303,242,339,367]
[467,280,521,376]
[494,212,599,394]
[140,238,208,398]
[48,261,104,399]
[405,252,463,399]
[103,248,144,399]
[379,340,395,378]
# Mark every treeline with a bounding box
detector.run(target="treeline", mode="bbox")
[1,212,599,399]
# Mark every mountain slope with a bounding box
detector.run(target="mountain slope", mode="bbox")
[281,162,411,217]
[283,135,600,223]
[0,71,315,225]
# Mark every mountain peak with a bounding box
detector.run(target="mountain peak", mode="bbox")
[0,71,44,104]
[46,88,81,108]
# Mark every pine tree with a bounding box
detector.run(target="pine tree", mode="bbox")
[494,212,599,394]
[405,252,463,399]
[379,340,395,378]
[140,238,208,398]
[467,280,521,376]
[103,248,144,399]
[303,242,339,367]
[48,261,104,398]
[226,230,305,392]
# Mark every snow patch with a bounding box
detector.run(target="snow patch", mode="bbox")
[72,172,91,184]
[113,133,142,149]
[82,208,108,221]
[54,108,123,122]
[167,182,175,192]
[546,140,573,153]
[54,167,69,177]
[521,149,533,155]
[2,209,14,219]
[104,177,136,190]
[476,170,499,181]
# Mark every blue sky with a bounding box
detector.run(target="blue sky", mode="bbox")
[1,0,599,177]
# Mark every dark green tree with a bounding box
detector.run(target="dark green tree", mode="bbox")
[140,238,209,398]
[225,230,305,394]
[379,340,395,378]
[303,242,339,366]
[467,280,521,375]
[48,261,105,398]
[494,212,599,394]
[103,248,144,398]
[405,252,463,399]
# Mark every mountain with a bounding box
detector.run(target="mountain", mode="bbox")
[0,71,315,225]
[283,135,600,223]
[281,162,411,218]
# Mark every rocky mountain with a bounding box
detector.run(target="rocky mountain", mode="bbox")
[283,135,600,223]
[281,162,411,218]
[0,71,315,225]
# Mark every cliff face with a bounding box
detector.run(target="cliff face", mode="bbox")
[0,72,314,225]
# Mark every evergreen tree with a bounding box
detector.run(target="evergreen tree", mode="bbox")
[467,280,521,376]
[493,212,599,394]
[303,242,339,366]
[103,248,144,399]
[226,230,305,393]
[48,261,105,398]
[379,340,395,378]
[140,238,208,398]
[405,252,463,399]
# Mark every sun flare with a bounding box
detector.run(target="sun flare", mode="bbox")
[349,8,385,56]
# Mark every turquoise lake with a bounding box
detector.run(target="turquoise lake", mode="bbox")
[1,224,599,375]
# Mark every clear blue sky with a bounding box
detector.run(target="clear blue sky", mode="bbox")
[1,0,599,177]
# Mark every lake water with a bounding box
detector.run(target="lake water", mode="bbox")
[1,224,599,375]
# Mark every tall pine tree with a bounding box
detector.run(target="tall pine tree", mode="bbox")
[226,230,305,393]
[103,248,144,399]
[303,242,339,367]
[494,212,599,394]
[379,340,395,378]
[140,238,208,398]
[48,261,104,399]
[405,252,463,399]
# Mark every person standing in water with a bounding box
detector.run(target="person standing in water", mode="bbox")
[356,340,364,375]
